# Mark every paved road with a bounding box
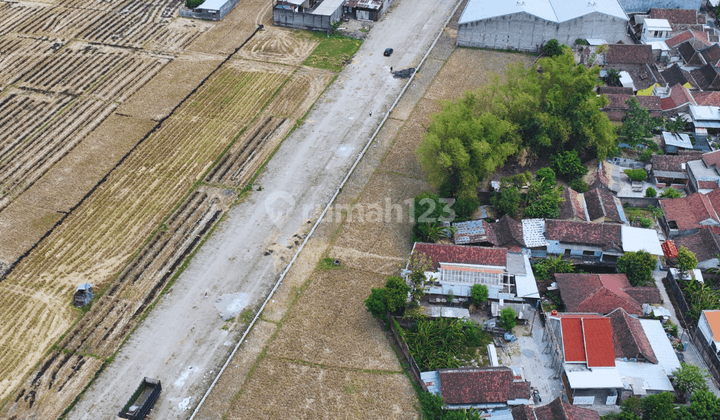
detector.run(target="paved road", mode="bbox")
[67,0,459,418]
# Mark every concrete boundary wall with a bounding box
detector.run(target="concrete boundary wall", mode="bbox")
[273,6,342,32]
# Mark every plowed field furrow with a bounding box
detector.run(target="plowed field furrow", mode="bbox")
[18,7,106,39]
[59,0,128,12]
[15,190,224,412]
[20,44,130,95]
[89,53,170,102]
[145,19,210,53]
[116,0,182,20]
[0,99,116,211]
[79,13,169,48]
[0,92,74,163]
[262,66,335,119]
[0,2,45,36]
[0,36,59,89]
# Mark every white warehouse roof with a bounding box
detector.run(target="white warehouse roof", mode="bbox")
[621,226,663,256]
[459,0,628,25]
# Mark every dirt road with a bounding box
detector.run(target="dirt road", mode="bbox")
[67,0,459,418]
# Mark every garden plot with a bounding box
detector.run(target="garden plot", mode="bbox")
[228,357,416,419]
[0,1,45,36]
[268,268,403,371]
[7,187,232,418]
[0,57,293,406]
[79,13,169,48]
[187,0,271,55]
[18,6,105,39]
[0,35,60,89]
[233,28,319,66]
[0,98,117,211]
[144,18,212,54]
[20,42,131,95]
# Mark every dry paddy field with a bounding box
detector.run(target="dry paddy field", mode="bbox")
[205,32,538,420]
[0,0,337,416]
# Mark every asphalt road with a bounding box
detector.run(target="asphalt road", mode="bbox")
[67,0,459,418]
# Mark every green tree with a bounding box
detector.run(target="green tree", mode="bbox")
[416,93,520,200]
[491,186,521,217]
[543,39,563,57]
[186,0,203,7]
[674,362,710,402]
[676,390,720,420]
[685,280,720,322]
[617,251,657,286]
[365,288,388,323]
[606,68,621,86]
[551,150,588,181]
[620,97,660,146]
[499,307,517,330]
[535,167,556,188]
[570,178,589,193]
[418,392,445,420]
[384,275,410,313]
[641,392,676,420]
[470,284,489,307]
[677,246,698,281]
[660,188,682,199]
[665,115,687,134]
[639,149,654,162]
[523,181,563,219]
[645,187,657,197]
[621,396,643,418]
[625,168,648,182]
[532,255,574,281]
[408,252,432,303]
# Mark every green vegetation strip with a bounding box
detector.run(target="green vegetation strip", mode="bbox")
[303,34,362,73]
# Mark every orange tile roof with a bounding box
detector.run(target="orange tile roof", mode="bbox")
[704,311,720,341]
[583,318,616,367]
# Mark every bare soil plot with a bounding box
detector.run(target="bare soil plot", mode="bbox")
[0,35,59,89]
[144,17,213,54]
[88,51,172,102]
[0,202,62,264]
[18,6,106,39]
[0,1,46,36]
[187,0,271,55]
[116,51,225,121]
[268,268,402,371]
[233,27,319,66]
[227,357,417,419]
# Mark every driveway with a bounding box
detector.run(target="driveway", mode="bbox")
[67,0,460,418]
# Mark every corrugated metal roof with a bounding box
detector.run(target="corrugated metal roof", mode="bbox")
[514,253,539,299]
[312,0,344,15]
[197,0,226,11]
[459,0,627,25]
[522,219,547,248]
[616,360,674,392]
[662,131,693,148]
[621,226,664,255]
[454,220,489,245]
[566,368,624,389]
[639,319,682,374]
[421,371,442,395]
[690,105,720,121]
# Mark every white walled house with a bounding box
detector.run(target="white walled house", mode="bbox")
[457,0,629,52]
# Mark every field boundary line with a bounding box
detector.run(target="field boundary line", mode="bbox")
[188,0,463,417]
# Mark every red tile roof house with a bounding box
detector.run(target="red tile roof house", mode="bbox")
[664,30,710,50]
[603,44,665,92]
[659,83,696,113]
[554,274,662,315]
[650,152,703,188]
[544,220,624,265]
[512,396,600,420]
[602,94,662,122]
[546,313,675,406]
[410,242,540,304]
[583,187,627,224]
[673,225,720,270]
[429,367,531,410]
[649,8,698,30]
[659,191,720,238]
[686,150,720,193]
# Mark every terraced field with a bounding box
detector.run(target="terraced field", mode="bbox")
[0,0,340,415]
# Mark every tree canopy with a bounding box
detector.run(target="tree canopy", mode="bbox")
[617,251,657,286]
[417,46,616,199]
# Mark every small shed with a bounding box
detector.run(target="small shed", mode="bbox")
[73,283,93,307]
[642,19,672,43]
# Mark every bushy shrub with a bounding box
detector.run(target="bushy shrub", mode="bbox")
[645,187,656,197]
[499,307,517,330]
[551,150,588,181]
[639,149,653,162]
[660,188,682,199]
[624,168,647,182]
[186,0,203,8]
[569,178,588,193]
[543,39,563,57]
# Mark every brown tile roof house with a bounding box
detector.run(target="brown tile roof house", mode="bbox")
[512,397,601,420]
[651,152,703,173]
[606,44,654,65]
[660,84,696,111]
[607,308,658,363]
[678,41,701,65]
[438,367,530,405]
[489,215,525,249]
[674,226,720,265]
[694,91,720,107]
[597,86,633,95]
[584,186,624,223]
[545,220,622,250]
[555,273,661,315]
[660,192,720,232]
[604,94,662,121]
[660,65,690,88]
[691,64,720,91]
[702,149,720,168]
[701,44,720,67]
[649,8,697,26]
[665,30,710,49]
[559,188,588,222]
[412,242,507,270]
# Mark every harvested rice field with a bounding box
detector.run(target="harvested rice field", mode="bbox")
[0,0,336,414]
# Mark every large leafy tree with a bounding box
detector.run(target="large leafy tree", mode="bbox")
[620,97,660,146]
[677,246,698,280]
[640,392,676,420]
[617,251,657,286]
[418,47,616,199]
[674,362,710,402]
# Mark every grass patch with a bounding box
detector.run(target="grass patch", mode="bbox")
[403,318,493,371]
[316,257,341,271]
[303,34,362,72]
